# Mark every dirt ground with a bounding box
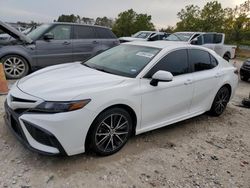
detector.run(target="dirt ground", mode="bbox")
[0,60,249,188]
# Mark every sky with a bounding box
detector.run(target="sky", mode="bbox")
[0,0,247,29]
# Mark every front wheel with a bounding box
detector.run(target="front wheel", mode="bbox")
[209,86,230,116]
[2,55,29,79]
[89,108,132,156]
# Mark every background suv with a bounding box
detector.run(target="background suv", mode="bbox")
[240,59,250,81]
[0,21,119,79]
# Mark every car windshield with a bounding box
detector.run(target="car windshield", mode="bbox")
[132,32,152,39]
[27,24,51,40]
[166,33,194,41]
[83,44,160,78]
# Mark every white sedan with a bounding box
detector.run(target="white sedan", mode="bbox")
[5,41,238,156]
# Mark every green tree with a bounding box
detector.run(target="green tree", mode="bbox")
[160,26,175,33]
[176,5,201,31]
[133,14,154,32]
[112,9,154,37]
[200,1,225,32]
[57,14,79,23]
[95,17,114,28]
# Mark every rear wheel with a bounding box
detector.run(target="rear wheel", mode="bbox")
[2,55,29,79]
[223,54,230,62]
[89,108,132,156]
[209,86,230,116]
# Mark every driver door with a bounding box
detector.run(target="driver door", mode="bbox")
[35,24,73,68]
[140,49,194,131]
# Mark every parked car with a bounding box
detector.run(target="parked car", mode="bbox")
[119,31,170,43]
[240,59,250,81]
[166,32,236,61]
[5,41,238,156]
[0,21,119,79]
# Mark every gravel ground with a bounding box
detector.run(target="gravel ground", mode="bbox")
[0,60,249,188]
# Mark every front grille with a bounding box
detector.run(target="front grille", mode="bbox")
[243,65,250,70]
[24,121,58,147]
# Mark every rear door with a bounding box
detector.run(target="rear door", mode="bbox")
[188,49,220,113]
[72,25,100,61]
[95,27,119,50]
[35,24,73,67]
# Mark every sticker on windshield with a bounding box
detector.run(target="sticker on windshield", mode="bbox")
[136,52,155,58]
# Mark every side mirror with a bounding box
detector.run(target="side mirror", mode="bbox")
[43,33,54,41]
[150,70,173,86]
[190,39,198,45]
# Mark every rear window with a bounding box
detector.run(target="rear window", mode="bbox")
[95,27,116,39]
[73,26,96,39]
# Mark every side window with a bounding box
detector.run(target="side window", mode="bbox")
[146,49,189,78]
[150,34,159,41]
[203,34,214,44]
[191,34,200,41]
[197,35,203,45]
[48,25,71,40]
[189,49,215,72]
[214,34,223,44]
[73,26,96,39]
[95,28,116,39]
[210,54,218,68]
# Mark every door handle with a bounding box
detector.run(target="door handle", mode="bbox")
[184,79,193,85]
[215,72,223,78]
[93,41,99,44]
[63,41,71,45]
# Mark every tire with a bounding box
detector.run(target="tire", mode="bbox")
[209,86,231,116]
[1,55,29,79]
[223,54,230,62]
[88,108,132,156]
[240,75,249,82]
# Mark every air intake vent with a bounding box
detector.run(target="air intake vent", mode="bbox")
[11,95,36,103]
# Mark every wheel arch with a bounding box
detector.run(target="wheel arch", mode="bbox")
[223,51,231,58]
[84,103,138,150]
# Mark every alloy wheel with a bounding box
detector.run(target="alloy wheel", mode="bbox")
[95,113,130,153]
[3,57,26,78]
[214,88,230,114]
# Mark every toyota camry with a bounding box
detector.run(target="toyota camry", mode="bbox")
[5,41,238,156]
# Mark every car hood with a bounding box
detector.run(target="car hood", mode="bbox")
[0,21,32,44]
[119,37,146,42]
[17,62,127,101]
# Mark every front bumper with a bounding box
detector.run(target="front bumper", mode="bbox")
[4,86,97,156]
[4,101,66,155]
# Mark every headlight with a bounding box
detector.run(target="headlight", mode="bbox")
[31,99,91,113]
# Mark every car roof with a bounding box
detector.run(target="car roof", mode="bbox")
[125,41,190,49]
[51,22,111,29]
[124,40,215,53]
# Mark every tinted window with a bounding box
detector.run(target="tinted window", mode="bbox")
[150,34,159,41]
[96,27,116,39]
[214,34,223,43]
[203,34,214,44]
[48,25,71,40]
[146,49,189,77]
[210,54,218,67]
[189,49,215,71]
[74,26,96,39]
